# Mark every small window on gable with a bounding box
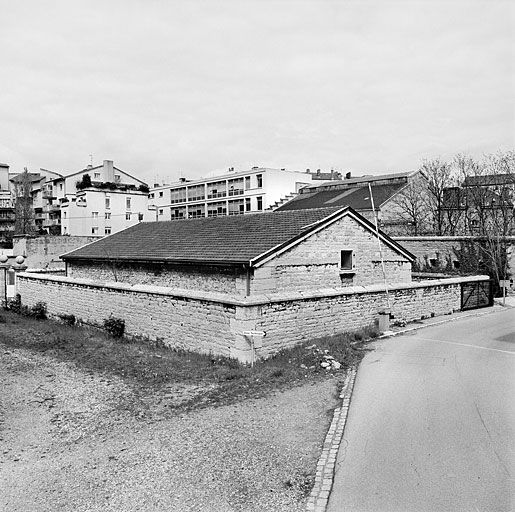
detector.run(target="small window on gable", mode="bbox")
[340,250,355,272]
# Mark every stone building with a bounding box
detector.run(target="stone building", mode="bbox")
[19,206,490,361]
[61,206,415,296]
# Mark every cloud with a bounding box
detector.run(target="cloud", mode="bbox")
[0,0,513,182]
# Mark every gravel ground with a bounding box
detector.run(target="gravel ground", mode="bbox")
[0,344,339,512]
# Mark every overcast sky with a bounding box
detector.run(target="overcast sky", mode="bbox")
[1,0,513,184]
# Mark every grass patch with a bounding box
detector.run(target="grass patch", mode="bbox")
[0,310,377,410]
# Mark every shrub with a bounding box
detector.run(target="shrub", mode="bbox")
[58,313,76,326]
[6,293,22,313]
[31,302,47,320]
[103,316,125,338]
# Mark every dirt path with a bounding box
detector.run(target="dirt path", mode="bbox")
[1,343,338,512]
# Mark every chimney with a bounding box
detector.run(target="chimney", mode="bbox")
[103,160,114,182]
[179,177,187,183]
[345,171,351,179]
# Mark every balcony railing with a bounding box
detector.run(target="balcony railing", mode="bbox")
[228,189,244,196]
[207,191,227,199]
[43,218,61,227]
[42,190,57,199]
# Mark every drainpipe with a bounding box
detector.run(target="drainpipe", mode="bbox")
[245,265,251,297]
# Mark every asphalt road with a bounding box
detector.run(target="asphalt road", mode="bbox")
[327,307,515,512]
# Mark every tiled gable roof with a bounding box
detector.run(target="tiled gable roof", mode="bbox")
[62,208,346,265]
[276,183,405,211]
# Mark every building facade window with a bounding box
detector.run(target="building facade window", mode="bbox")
[171,206,186,220]
[256,174,263,188]
[92,212,99,219]
[245,198,251,212]
[228,199,244,215]
[92,227,99,234]
[105,227,111,235]
[159,191,163,197]
[126,197,131,209]
[245,176,251,190]
[187,184,205,201]
[126,213,131,220]
[170,187,187,204]
[340,250,354,270]
[207,201,226,217]
[207,181,226,199]
[105,197,110,209]
[114,175,121,183]
[94,173,101,179]
[256,196,263,211]
[105,212,111,219]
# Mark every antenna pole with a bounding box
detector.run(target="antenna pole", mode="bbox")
[368,182,391,310]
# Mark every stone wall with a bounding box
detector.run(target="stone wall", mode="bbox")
[13,235,100,270]
[17,274,237,356]
[17,273,489,362]
[393,236,515,276]
[251,215,412,294]
[68,261,246,295]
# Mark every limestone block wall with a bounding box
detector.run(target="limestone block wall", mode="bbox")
[68,261,246,295]
[393,236,515,275]
[13,235,100,270]
[17,273,488,362]
[252,215,412,294]
[17,274,237,356]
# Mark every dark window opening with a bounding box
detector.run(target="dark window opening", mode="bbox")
[341,250,353,270]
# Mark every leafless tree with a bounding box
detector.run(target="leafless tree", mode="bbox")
[457,151,515,293]
[420,158,458,235]
[389,180,430,235]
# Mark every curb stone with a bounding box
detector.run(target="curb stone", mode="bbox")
[379,303,504,340]
[306,366,357,512]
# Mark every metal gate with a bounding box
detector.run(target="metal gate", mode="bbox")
[461,280,493,311]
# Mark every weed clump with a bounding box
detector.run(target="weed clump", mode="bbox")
[31,302,48,320]
[103,316,125,338]
[58,313,76,326]
[6,294,47,320]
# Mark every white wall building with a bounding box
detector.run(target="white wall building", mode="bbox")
[59,160,148,236]
[149,167,321,220]
[10,160,149,237]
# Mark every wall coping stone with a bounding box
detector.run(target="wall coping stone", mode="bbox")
[393,236,515,242]
[18,272,490,307]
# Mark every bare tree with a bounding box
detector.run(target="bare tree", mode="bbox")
[13,168,36,235]
[389,180,430,235]
[459,151,515,294]
[420,158,458,235]
[389,159,457,235]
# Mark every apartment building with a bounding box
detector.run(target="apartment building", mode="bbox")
[0,163,15,241]
[149,167,319,220]
[11,160,149,237]
[59,160,149,236]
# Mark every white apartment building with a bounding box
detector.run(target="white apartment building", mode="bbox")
[59,160,148,236]
[149,167,319,220]
[25,160,148,237]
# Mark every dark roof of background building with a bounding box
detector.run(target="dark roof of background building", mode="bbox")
[463,174,515,187]
[300,170,416,193]
[62,206,414,266]
[276,183,405,211]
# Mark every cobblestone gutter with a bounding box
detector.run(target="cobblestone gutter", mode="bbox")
[306,366,357,512]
